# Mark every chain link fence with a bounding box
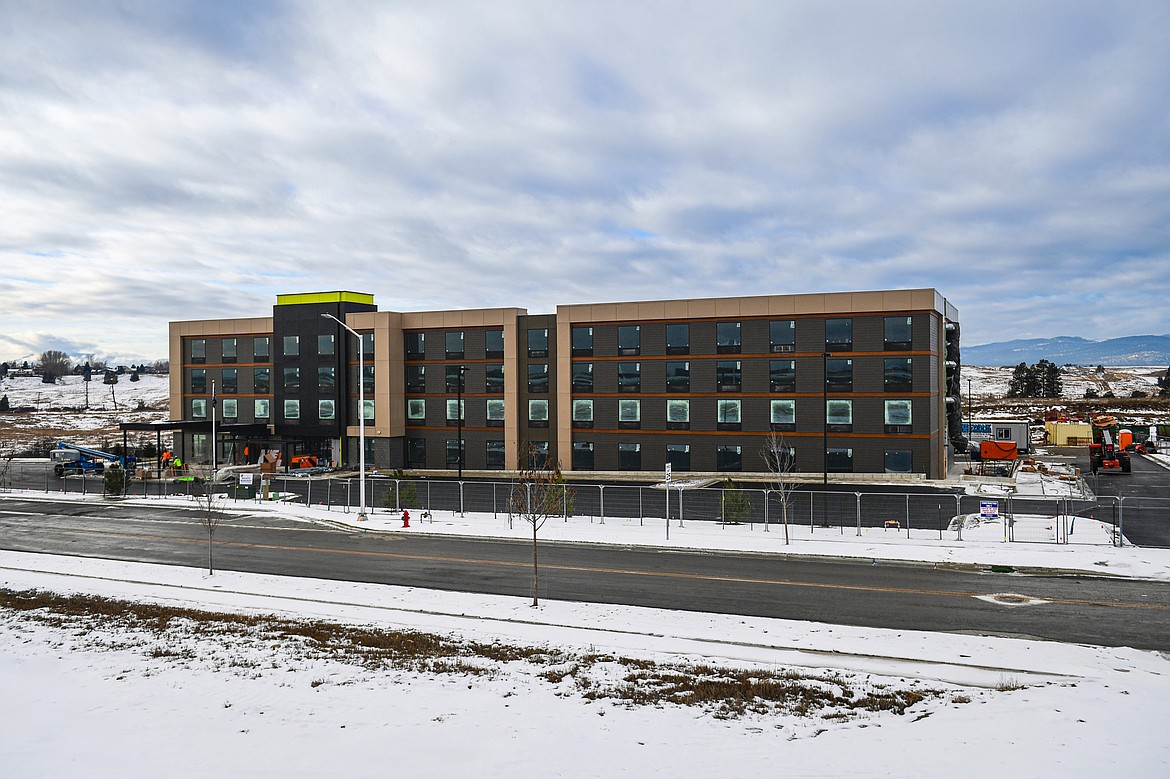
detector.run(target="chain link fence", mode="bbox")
[32,468,1154,547]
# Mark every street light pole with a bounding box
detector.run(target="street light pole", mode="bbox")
[456,364,465,480]
[823,352,831,486]
[321,313,367,522]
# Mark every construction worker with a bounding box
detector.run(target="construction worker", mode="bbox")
[172,456,183,473]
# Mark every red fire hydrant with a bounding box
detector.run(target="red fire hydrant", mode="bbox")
[402,509,410,528]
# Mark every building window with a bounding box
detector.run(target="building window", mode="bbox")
[666,361,690,392]
[446,365,465,393]
[572,326,593,357]
[572,399,593,428]
[717,399,741,429]
[318,367,335,390]
[486,440,506,469]
[528,328,549,358]
[284,399,300,421]
[826,319,852,351]
[446,399,465,425]
[485,364,504,393]
[446,439,465,468]
[827,448,854,473]
[716,361,741,392]
[254,398,270,420]
[362,399,375,421]
[717,446,742,472]
[253,336,269,362]
[191,339,206,364]
[319,399,335,421]
[885,449,913,473]
[618,362,640,393]
[283,335,299,357]
[666,444,690,471]
[572,442,594,470]
[764,444,795,473]
[666,323,689,355]
[529,441,550,469]
[826,399,853,432]
[221,368,238,394]
[222,338,237,363]
[283,367,300,391]
[770,399,796,431]
[884,358,913,392]
[253,367,270,394]
[361,332,374,358]
[529,399,549,428]
[407,398,426,424]
[884,399,913,433]
[486,398,505,427]
[406,438,426,468]
[716,322,741,353]
[406,365,426,393]
[486,329,504,359]
[362,365,375,394]
[769,360,795,392]
[192,434,207,460]
[667,399,690,429]
[318,334,335,356]
[618,442,641,471]
[445,331,464,359]
[528,364,549,393]
[884,316,913,351]
[619,399,640,429]
[826,358,853,392]
[770,320,796,353]
[192,398,207,419]
[618,325,640,356]
[191,368,207,394]
[572,362,593,393]
[405,332,425,359]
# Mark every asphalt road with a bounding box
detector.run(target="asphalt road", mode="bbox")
[1079,451,1170,548]
[1,496,1168,650]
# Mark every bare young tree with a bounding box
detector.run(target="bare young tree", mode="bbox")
[761,431,800,545]
[509,447,564,607]
[193,485,226,575]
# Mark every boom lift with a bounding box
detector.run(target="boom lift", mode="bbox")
[50,442,137,478]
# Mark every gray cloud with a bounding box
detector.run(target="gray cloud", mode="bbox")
[1,0,1168,361]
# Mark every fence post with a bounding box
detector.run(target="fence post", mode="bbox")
[562,483,567,520]
[677,487,684,527]
[856,492,863,536]
[954,494,962,541]
[810,491,814,533]
[1117,496,1124,547]
[493,482,497,518]
[307,477,312,507]
[763,488,769,532]
[459,480,465,517]
[905,493,911,538]
[599,485,605,525]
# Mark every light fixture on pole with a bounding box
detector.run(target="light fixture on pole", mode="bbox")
[823,352,831,486]
[321,313,367,522]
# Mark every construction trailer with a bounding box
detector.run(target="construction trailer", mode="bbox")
[961,419,1031,455]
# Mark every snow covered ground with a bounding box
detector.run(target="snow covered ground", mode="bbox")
[962,364,1164,400]
[0,374,169,455]
[1,550,1167,777]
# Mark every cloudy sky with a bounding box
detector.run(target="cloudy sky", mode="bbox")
[2,0,1168,363]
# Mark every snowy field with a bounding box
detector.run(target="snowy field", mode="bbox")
[0,374,169,455]
[962,364,1164,400]
[2,550,1167,778]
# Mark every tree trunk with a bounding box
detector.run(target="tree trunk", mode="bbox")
[208,529,214,575]
[532,523,539,607]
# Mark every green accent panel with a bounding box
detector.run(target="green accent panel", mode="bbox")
[276,291,374,306]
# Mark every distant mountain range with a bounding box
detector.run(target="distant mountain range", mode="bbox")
[964,335,1170,367]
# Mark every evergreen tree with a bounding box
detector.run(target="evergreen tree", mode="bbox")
[0,395,9,412]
